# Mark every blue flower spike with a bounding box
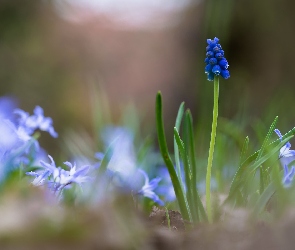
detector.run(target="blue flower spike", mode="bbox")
[205,37,230,81]
[274,129,295,158]
[137,169,164,206]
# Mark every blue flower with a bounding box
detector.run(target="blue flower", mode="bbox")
[274,129,295,187]
[274,129,295,158]
[14,106,58,138]
[0,119,20,154]
[282,165,295,188]
[94,152,104,169]
[156,167,176,202]
[205,37,230,81]
[0,96,18,121]
[137,169,164,206]
[27,155,92,195]
[101,126,137,186]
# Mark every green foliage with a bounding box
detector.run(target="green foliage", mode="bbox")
[156,89,295,227]
[155,92,191,224]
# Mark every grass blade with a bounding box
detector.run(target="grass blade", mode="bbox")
[253,182,275,215]
[255,116,278,162]
[239,136,249,167]
[240,127,295,172]
[227,133,294,203]
[255,116,278,194]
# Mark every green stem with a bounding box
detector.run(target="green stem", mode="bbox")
[206,76,219,223]
[165,207,171,230]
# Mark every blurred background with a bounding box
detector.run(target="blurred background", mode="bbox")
[1,0,295,157]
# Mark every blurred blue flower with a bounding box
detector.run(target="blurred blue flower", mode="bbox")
[27,155,58,186]
[156,166,177,202]
[0,98,58,183]
[0,97,23,156]
[94,152,104,169]
[274,129,295,159]
[282,165,295,188]
[137,169,164,206]
[0,119,20,154]
[101,126,137,187]
[0,96,18,122]
[27,155,92,195]
[14,106,58,138]
[0,118,31,182]
[95,152,104,161]
[274,129,295,187]
[205,37,230,81]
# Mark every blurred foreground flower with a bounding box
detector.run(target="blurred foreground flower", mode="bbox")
[27,155,92,197]
[205,37,230,81]
[156,167,176,202]
[137,169,164,206]
[101,126,164,205]
[15,106,58,138]
[274,129,295,159]
[282,164,295,188]
[0,97,58,182]
[275,129,295,187]
[102,127,137,185]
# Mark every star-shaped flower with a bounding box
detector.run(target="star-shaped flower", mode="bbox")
[27,155,92,194]
[137,169,164,206]
[14,106,58,138]
[274,129,295,158]
[282,164,295,188]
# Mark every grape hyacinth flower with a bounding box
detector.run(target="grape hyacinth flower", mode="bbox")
[205,37,230,81]
[205,37,230,223]
[137,169,164,206]
[27,155,92,196]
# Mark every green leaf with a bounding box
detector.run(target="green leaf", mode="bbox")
[227,132,294,203]
[248,136,292,174]
[174,102,185,184]
[174,127,194,222]
[242,127,295,171]
[155,92,192,224]
[255,116,278,194]
[253,182,275,215]
[185,110,206,222]
[239,136,249,167]
[255,116,278,162]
